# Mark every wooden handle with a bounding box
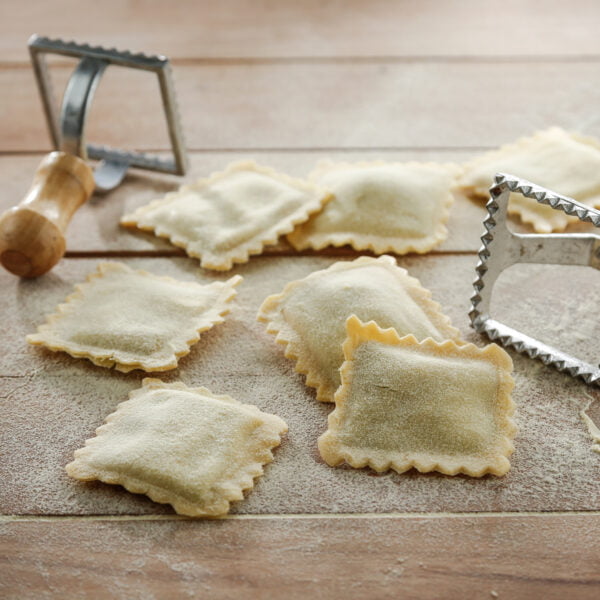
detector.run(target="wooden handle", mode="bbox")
[0,151,95,277]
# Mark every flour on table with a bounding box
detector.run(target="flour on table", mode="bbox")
[581,397,600,455]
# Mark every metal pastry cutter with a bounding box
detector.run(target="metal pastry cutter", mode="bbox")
[0,34,188,277]
[29,34,188,189]
[470,173,600,386]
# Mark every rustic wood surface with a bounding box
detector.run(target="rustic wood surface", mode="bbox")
[4,61,600,152]
[2,0,600,61]
[1,1,599,598]
[2,514,599,600]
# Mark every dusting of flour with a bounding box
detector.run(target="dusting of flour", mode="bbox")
[581,394,600,454]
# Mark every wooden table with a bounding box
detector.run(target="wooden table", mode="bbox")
[1,2,599,598]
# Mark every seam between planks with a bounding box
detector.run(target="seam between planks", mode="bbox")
[4,55,600,69]
[0,147,498,156]
[1,511,600,523]
[62,249,479,259]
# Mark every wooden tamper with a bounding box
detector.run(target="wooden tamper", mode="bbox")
[0,152,94,277]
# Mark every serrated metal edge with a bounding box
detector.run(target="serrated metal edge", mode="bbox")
[474,318,600,385]
[29,34,167,67]
[470,173,600,386]
[494,172,600,226]
[28,34,188,177]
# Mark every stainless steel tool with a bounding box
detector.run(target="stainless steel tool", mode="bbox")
[0,35,188,277]
[470,173,600,386]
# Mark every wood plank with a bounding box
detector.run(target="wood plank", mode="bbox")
[1,514,599,599]
[0,150,489,254]
[1,5,597,597]
[3,61,600,152]
[1,150,594,255]
[2,0,600,62]
[1,256,599,515]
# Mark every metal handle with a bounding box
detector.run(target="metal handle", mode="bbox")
[60,56,106,157]
[59,56,129,191]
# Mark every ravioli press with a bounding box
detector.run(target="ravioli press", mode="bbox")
[470,173,600,385]
[0,35,188,278]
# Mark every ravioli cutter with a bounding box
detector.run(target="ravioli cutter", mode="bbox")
[470,173,600,386]
[0,35,188,278]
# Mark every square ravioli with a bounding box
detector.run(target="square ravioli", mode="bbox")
[66,379,288,516]
[457,128,600,232]
[257,255,462,402]
[287,161,459,254]
[27,262,241,372]
[318,316,516,477]
[120,160,331,270]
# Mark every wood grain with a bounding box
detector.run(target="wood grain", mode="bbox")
[0,152,595,256]
[1,2,600,597]
[3,61,600,152]
[2,0,600,62]
[2,257,599,516]
[1,514,599,600]
[0,151,490,254]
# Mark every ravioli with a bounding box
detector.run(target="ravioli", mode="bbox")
[457,128,600,232]
[318,316,516,477]
[121,161,331,270]
[66,379,288,516]
[27,262,241,372]
[257,255,462,402]
[288,161,459,254]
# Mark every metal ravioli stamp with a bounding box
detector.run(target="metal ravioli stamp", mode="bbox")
[29,34,188,191]
[470,173,600,386]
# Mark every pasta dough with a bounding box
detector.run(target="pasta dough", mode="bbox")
[257,255,462,402]
[27,262,241,372]
[457,128,600,232]
[288,161,459,254]
[318,316,516,477]
[121,161,331,270]
[66,379,288,516]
